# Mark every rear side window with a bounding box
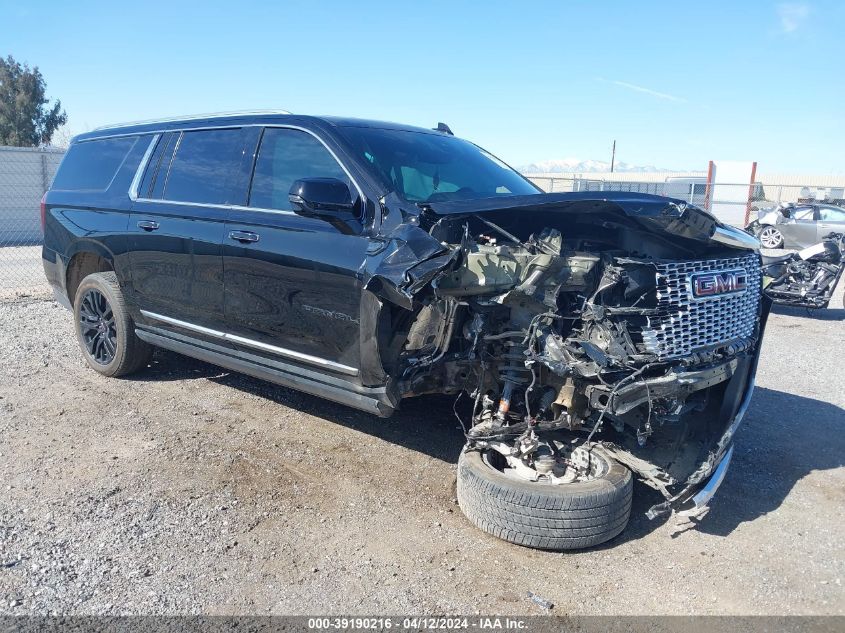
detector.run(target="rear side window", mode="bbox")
[163,129,243,204]
[820,206,845,222]
[248,128,351,211]
[52,136,139,191]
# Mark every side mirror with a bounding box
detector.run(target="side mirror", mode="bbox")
[289,178,356,218]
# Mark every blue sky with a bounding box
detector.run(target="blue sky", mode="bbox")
[2,0,843,173]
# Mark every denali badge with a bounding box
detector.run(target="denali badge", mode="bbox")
[302,304,359,324]
[689,269,748,299]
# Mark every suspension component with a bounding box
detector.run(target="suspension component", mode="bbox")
[496,340,531,421]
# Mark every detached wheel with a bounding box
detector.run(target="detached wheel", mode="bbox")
[73,272,153,377]
[758,226,784,249]
[457,444,632,550]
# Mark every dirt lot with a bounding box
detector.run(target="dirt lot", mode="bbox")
[0,245,43,291]
[0,287,843,616]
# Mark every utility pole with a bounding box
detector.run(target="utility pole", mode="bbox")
[610,140,616,173]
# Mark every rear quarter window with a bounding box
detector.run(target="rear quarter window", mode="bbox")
[52,136,139,191]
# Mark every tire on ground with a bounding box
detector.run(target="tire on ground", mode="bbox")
[457,446,633,550]
[73,271,153,377]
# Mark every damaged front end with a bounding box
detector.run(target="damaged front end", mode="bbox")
[364,192,768,521]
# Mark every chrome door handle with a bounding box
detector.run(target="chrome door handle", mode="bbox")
[229,230,260,243]
[137,220,159,231]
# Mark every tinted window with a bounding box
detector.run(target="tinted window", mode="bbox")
[52,136,139,191]
[337,127,538,203]
[163,129,243,204]
[249,128,351,211]
[150,134,179,200]
[137,133,176,199]
[819,206,845,221]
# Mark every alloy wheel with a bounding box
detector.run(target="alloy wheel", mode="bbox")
[759,226,783,249]
[78,289,117,365]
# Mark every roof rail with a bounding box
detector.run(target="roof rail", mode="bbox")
[93,109,292,131]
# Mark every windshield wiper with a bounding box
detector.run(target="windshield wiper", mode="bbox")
[477,217,521,245]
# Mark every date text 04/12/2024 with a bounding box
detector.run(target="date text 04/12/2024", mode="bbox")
[307,617,529,630]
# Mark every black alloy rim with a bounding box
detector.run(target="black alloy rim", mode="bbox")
[78,289,117,365]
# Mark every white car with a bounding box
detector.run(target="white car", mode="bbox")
[746,203,845,249]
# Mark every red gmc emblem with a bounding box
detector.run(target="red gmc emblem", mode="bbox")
[689,269,748,298]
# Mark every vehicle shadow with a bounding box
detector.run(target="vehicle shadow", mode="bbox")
[130,352,845,543]
[194,355,469,464]
[126,349,232,382]
[588,385,845,548]
[691,386,844,538]
[127,349,467,460]
[770,304,845,321]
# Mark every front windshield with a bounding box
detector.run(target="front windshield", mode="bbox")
[337,126,540,203]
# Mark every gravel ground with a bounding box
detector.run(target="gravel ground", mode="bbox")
[0,285,843,616]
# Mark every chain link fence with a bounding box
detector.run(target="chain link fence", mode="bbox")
[2,145,844,294]
[0,146,64,294]
[526,175,845,226]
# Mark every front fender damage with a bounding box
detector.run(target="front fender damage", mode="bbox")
[362,222,459,311]
[356,192,767,528]
[357,218,461,390]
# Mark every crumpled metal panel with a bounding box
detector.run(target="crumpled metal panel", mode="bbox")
[362,223,458,311]
[424,192,722,245]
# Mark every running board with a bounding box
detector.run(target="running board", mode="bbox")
[135,328,396,417]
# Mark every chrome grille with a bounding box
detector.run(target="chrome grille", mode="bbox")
[641,253,762,359]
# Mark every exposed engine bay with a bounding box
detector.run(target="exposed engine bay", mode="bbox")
[366,197,767,519]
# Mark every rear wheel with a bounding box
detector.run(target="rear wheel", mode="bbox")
[457,444,632,550]
[73,272,153,377]
[758,225,784,249]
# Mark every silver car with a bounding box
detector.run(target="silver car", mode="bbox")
[747,203,845,249]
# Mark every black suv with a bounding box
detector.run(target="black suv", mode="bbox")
[43,111,768,550]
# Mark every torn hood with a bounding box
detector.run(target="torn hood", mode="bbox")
[422,191,756,248]
[364,191,758,312]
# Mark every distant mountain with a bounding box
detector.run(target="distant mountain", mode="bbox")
[518,158,671,173]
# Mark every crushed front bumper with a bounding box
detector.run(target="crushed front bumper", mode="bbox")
[689,444,734,510]
[645,375,755,520]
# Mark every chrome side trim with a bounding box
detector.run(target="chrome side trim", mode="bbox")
[140,311,225,338]
[95,109,292,131]
[134,198,231,210]
[128,134,161,201]
[231,204,295,217]
[223,332,354,372]
[131,198,299,217]
[140,310,358,376]
[132,198,295,217]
